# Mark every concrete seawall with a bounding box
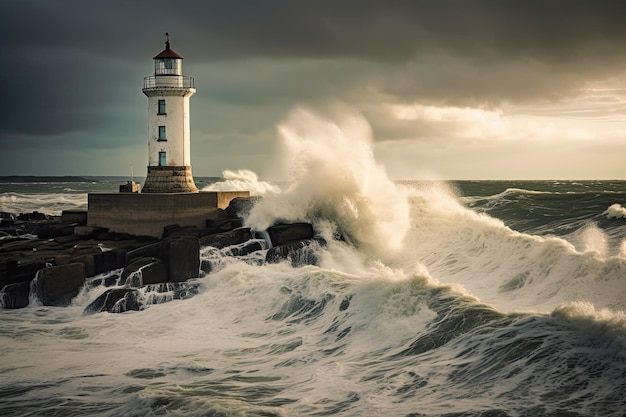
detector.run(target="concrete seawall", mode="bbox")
[88,191,250,238]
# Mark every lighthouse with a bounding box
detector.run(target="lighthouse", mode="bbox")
[141,34,198,193]
[87,35,249,238]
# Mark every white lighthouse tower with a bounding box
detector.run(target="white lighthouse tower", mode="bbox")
[141,34,198,193]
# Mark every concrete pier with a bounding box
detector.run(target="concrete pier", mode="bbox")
[88,191,249,237]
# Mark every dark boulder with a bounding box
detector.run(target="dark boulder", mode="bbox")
[160,236,200,282]
[34,262,86,306]
[200,227,253,249]
[83,288,143,314]
[95,231,134,241]
[162,224,180,237]
[266,239,320,266]
[93,249,127,275]
[61,210,88,225]
[18,211,49,221]
[121,257,167,286]
[5,258,47,285]
[69,253,96,277]
[1,281,31,309]
[202,218,243,236]
[125,242,161,265]
[225,196,261,219]
[0,218,15,227]
[162,225,200,239]
[200,259,213,274]
[267,223,314,246]
[54,234,89,245]
[36,223,75,239]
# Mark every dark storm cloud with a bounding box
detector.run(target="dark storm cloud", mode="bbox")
[3,1,625,97]
[1,0,626,174]
[5,1,626,62]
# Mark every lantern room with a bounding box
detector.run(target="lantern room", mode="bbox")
[153,35,184,76]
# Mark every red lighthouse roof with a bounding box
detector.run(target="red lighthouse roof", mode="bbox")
[153,35,184,60]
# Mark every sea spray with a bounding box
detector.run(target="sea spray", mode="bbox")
[201,169,280,195]
[570,223,609,256]
[247,108,410,259]
[605,203,626,218]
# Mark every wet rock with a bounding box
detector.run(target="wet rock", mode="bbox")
[225,196,261,219]
[84,288,143,314]
[36,223,75,239]
[121,257,167,286]
[0,281,31,309]
[202,218,243,236]
[95,231,134,241]
[267,223,314,246]
[266,239,320,266]
[162,225,200,239]
[69,253,96,277]
[199,227,253,249]
[5,258,47,285]
[161,236,200,282]
[93,249,127,275]
[34,262,86,306]
[0,239,44,253]
[125,242,161,264]
[61,210,87,225]
[17,211,50,221]
[54,234,89,245]
[200,259,213,274]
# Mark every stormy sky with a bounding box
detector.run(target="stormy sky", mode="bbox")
[1,0,626,179]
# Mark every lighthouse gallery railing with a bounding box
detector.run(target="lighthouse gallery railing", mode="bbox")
[143,76,194,89]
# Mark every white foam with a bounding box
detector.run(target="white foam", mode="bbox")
[389,181,626,313]
[247,107,411,259]
[604,203,626,219]
[201,169,280,196]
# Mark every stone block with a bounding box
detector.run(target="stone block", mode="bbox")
[199,227,253,249]
[84,288,142,314]
[122,257,167,286]
[267,223,314,246]
[37,224,75,239]
[225,196,261,219]
[1,281,31,309]
[61,210,88,224]
[125,242,161,264]
[266,239,319,266]
[93,249,127,275]
[34,263,86,306]
[6,258,46,285]
[160,237,200,282]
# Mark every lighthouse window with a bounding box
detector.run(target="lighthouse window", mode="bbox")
[158,100,166,115]
[159,151,166,167]
[164,59,173,69]
[158,126,167,141]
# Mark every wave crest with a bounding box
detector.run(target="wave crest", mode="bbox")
[247,107,410,258]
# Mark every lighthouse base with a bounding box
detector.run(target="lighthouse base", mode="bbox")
[142,166,199,193]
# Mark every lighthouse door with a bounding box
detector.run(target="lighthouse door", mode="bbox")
[159,151,166,166]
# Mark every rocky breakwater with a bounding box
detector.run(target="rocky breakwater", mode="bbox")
[0,197,323,314]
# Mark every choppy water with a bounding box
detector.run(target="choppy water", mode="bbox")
[1,110,625,416]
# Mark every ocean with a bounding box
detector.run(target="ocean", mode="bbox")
[1,175,625,417]
[1,111,625,417]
